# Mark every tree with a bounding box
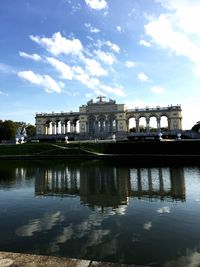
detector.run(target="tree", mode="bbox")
[26,124,36,137]
[0,120,17,140]
[0,120,36,141]
[192,121,200,132]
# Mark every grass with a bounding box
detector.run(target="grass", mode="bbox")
[0,140,200,156]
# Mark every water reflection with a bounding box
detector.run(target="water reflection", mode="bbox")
[35,165,185,210]
[1,161,200,266]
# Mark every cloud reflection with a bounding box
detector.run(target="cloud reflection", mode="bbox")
[157,206,171,214]
[164,250,200,267]
[143,221,152,231]
[16,212,64,237]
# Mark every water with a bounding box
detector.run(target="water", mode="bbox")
[0,160,200,266]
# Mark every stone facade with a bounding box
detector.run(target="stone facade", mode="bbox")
[35,96,182,139]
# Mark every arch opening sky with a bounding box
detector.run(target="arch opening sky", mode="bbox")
[0,0,200,129]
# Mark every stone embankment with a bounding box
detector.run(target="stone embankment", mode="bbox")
[0,252,148,267]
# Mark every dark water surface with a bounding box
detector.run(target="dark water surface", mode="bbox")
[0,160,200,266]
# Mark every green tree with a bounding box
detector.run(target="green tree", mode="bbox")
[26,124,36,137]
[192,121,200,132]
[0,120,17,140]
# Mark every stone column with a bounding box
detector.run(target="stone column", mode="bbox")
[157,118,161,132]
[136,119,139,132]
[56,121,59,134]
[146,118,150,133]
[52,122,56,135]
[61,122,65,134]
[70,121,74,133]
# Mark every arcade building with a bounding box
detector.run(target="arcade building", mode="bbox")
[35,96,182,140]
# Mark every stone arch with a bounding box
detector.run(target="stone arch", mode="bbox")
[138,115,147,132]
[45,120,52,135]
[127,115,137,132]
[64,118,71,133]
[108,114,117,133]
[159,114,169,131]
[72,118,80,133]
[149,115,158,132]
[97,115,106,133]
[88,115,96,134]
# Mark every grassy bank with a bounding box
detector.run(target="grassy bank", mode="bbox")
[0,140,200,156]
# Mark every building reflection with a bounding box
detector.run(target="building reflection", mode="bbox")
[35,165,185,210]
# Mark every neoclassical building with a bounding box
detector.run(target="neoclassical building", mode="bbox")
[35,96,182,139]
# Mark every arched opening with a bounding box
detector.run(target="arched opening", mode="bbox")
[128,117,136,132]
[72,119,79,133]
[160,116,169,131]
[139,117,146,132]
[56,120,61,134]
[45,120,52,135]
[88,115,95,134]
[64,119,71,133]
[108,115,116,133]
[149,116,158,132]
[98,116,106,133]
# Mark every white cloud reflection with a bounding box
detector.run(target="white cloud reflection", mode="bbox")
[16,212,64,237]
[157,206,171,214]
[143,221,152,231]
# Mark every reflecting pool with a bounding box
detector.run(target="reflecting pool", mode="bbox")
[0,160,200,266]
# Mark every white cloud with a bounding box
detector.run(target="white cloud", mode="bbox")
[30,32,83,57]
[138,39,151,47]
[106,41,120,53]
[18,70,63,93]
[137,72,149,82]
[73,66,100,89]
[0,90,8,96]
[85,0,108,10]
[145,0,200,77]
[125,61,136,68]
[84,57,107,76]
[100,84,125,96]
[151,86,166,94]
[85,23,100,33]
[157,206,171,214]
[19,51,42,61]
[95,50,116,65]
[46,57,73,80]
[116,26,122,33]
[0,63,16,74]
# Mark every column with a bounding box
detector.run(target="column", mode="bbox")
[136,119,139,132]
[146,118,150,133]
[157,118,161,132]
[65,121,69,133]
[61,122,65,134]
[52,122,56,135]
[56,121,59,134]
[70,121,74,133]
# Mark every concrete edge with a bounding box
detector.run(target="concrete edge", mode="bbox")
[0,251,149,267]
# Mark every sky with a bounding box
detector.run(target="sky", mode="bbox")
[0,0,200,129]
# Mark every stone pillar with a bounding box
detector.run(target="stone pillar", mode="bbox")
[136,119,139,132]
[56,121,59,134]
[157,118,161,132]
[146,118,150,133]
[52,122,56,135]
[70,121,74,133]
[61,122,65,134]
[65,121,69,133]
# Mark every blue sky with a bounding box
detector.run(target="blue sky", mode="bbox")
[0,0,200,129]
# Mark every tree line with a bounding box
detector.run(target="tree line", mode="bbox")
[0,120,36,141]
